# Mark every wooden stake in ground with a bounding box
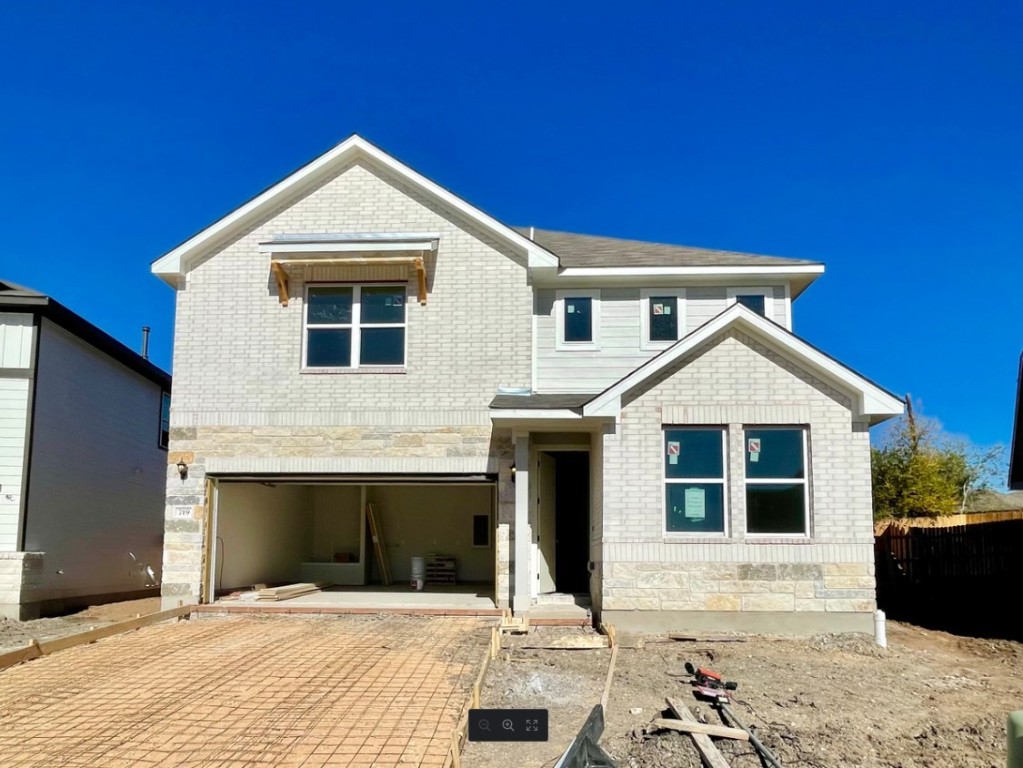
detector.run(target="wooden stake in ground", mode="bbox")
[665,697,732,768]
[600,646,619,711]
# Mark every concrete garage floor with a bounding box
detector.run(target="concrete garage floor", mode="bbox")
[282,584,500,611]
[212,586,592,623]
[0,614,491,767]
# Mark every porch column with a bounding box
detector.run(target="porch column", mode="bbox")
[513,431,532,614]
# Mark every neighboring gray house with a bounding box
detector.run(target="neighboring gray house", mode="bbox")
[152,135,902,633]
[0,280,170,619]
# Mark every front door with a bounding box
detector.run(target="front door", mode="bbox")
[537,452,557,594]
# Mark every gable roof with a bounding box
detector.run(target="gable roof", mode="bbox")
[0,280,171,390]
[514,227,821,269]
[583,303,903,423]
[151,135,559,285]
[1011,352,1023,490]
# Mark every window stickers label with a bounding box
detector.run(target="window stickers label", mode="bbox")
[684,487,706,520]
[667,440,680,464]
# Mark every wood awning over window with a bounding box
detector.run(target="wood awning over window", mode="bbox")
[260,234,438,307]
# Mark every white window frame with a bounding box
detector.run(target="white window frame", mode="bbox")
[302,282,408,371]
[743,426,811,538]
[727,286,775,321]
[555,289,601,351]
[641,288,686,351]
[662,426,729,538]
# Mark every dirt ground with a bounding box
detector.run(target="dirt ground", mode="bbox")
[464,622,1022,768]
[0,597,161,653]
[461,627,612,767]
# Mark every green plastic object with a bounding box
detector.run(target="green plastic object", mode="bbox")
[1009,711,1023,768]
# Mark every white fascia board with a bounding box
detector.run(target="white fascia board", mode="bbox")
[489,409,584,420]
[259,240,438,254]
[554,264,824,278]
[152,135,559,284]
[583,303,904,420]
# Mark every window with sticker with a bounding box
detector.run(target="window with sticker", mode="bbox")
[663,427,727,535]
[304,284,406,369]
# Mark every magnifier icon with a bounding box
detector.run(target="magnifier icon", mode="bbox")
[478,719,490,732]
[502,719,514,732]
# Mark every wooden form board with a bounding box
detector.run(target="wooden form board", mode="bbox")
[0,606,193,672]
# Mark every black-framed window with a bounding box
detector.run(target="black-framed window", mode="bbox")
[648,296,679,342]
[744,427,809,535]
[304,284,406,368]
[158,392,171,449]
[735,293,766,316]
[664,427,727,534]
[563,296,593,343]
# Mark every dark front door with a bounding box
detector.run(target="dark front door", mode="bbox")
[552,451,590,594]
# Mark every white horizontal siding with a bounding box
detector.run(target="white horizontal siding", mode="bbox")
[23,319,167,599]
[0,313,34,369]
[535,285,790,393]
[0,378,29,552]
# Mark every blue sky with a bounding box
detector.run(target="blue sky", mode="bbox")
[1,2,1020,454]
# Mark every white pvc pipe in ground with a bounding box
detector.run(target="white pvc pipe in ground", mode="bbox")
[874,609,887,648]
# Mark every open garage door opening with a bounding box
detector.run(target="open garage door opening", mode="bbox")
[209,478,498,611]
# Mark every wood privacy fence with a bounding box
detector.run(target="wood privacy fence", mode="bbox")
[875,518,1023,640]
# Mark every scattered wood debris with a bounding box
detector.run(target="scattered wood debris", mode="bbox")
[649,717,749,741]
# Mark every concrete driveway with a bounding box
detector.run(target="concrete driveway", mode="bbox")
[0,614,491,767]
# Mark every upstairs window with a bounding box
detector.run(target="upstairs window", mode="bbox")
[158,392,171,449]
[304,284,406,369]
[641,289,685,349]
[555,290,600,350]
[727,287,773,319]
[744,427,810,536]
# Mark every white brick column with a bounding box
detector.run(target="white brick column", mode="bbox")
[512,432,532,614]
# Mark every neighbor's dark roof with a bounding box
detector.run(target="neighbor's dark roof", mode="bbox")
[1011,352,1023,490]
[0,279,171,390]
[489,393,594,411]
[513,227,821,269]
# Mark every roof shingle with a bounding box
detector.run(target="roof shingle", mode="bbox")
[513,227,820,269]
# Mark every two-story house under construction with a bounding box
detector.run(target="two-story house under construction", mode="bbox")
[152,135,902,633]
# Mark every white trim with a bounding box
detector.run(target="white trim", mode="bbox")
[742,426,811,538]
[260,240,437,254]
[640,288,686,351]
[530,295,538,390]
[726,286,775,320]
[489,409,585,421]
[554,265,824,278]
[152,135,559,283]
[662,426,729,537]
[301,283,407,371]
[783,282,792,331]
[583,303,904,422]
[555,289,601,351]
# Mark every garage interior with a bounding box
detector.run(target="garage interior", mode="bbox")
[211,479,497,609]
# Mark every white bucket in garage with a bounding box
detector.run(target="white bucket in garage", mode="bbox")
[411,557,425,591]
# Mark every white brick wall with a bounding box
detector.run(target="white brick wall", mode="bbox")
[163,158,532,605]
[171,160,532,423]
[601,328,876,613]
